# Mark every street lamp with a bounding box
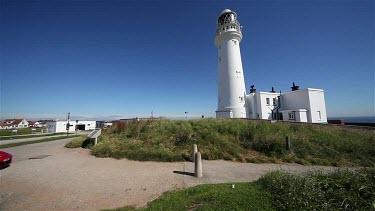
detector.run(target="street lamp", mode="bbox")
[185,112,188,121]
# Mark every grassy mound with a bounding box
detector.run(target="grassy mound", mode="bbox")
[108,169,375,211]
[70,119,374,166]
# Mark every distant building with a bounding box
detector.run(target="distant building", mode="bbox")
[46,120,96,133]
[28,121,43,128]
[0,122,8,129]
[0,119,29,129]
[96,121,113,128]
[214,9,327,123]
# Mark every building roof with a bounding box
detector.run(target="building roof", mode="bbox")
[0,122,7,126]
[2,119,25,126]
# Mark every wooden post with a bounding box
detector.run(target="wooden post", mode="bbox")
[194,152,202,178]
[192,144,197,162]
[286,136,291,150]
[94,137,98,145]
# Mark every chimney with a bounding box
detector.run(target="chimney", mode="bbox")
[250,85,256,93]
[291,82,299,91]
[270,87,276,93]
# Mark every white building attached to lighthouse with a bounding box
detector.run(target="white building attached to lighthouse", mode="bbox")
[215,9,327,124]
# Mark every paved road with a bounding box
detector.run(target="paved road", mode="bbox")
[0,138,335,210]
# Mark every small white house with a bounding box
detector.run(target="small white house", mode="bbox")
[244,86,327,123]
[246,91,280,120]
[46,120,96,133]
[0,119,29,129]
[279,88,327,123]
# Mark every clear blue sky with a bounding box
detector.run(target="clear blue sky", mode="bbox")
[1,0,374,120]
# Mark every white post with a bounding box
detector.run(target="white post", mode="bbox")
[94,137,98,145]
[195,152,203,178]
[192,144,197,162]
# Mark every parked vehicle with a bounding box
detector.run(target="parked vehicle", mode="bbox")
[0,151,13,169]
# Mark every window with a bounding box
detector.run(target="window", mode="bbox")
[266,98,270,105]
[219,57,221,62]
[273,98,276,105]
[289,112,295,120]
[317,111,321,120]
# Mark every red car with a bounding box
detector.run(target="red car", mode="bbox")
[0,151,13,169]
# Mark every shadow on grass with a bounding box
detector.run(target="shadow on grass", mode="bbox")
[173,170,195,177]
[82,138,93,148]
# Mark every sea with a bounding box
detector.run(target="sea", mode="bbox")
[328,116,375,123]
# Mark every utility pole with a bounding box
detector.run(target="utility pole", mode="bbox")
[185,112,188,121]
[66,112,70,136]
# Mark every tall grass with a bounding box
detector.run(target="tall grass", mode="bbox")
[85,119,374,166]
[257,168,375,210]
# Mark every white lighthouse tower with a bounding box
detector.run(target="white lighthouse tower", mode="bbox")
[215,9,247,118]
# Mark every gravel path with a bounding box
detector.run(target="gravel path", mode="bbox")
[0,138,335,210]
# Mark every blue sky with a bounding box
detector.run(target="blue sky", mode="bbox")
[1,0,374,120]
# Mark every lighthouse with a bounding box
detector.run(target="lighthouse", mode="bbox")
[215,9,247,118]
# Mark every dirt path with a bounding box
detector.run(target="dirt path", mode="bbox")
[0,138,334,210]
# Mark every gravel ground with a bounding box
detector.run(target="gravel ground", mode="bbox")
[0,138,335,210]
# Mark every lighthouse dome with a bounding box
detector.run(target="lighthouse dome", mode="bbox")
[221,9,232,15]
[217,9,240,27]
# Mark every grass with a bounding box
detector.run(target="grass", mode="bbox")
[74,119,375,167]
[0,128,43,136]
[108,169,375,211]
[0,135,80,148]
[106,183,273,211]
[65,135,96,149]
[0,133,63,140]
[257,168,375,210]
